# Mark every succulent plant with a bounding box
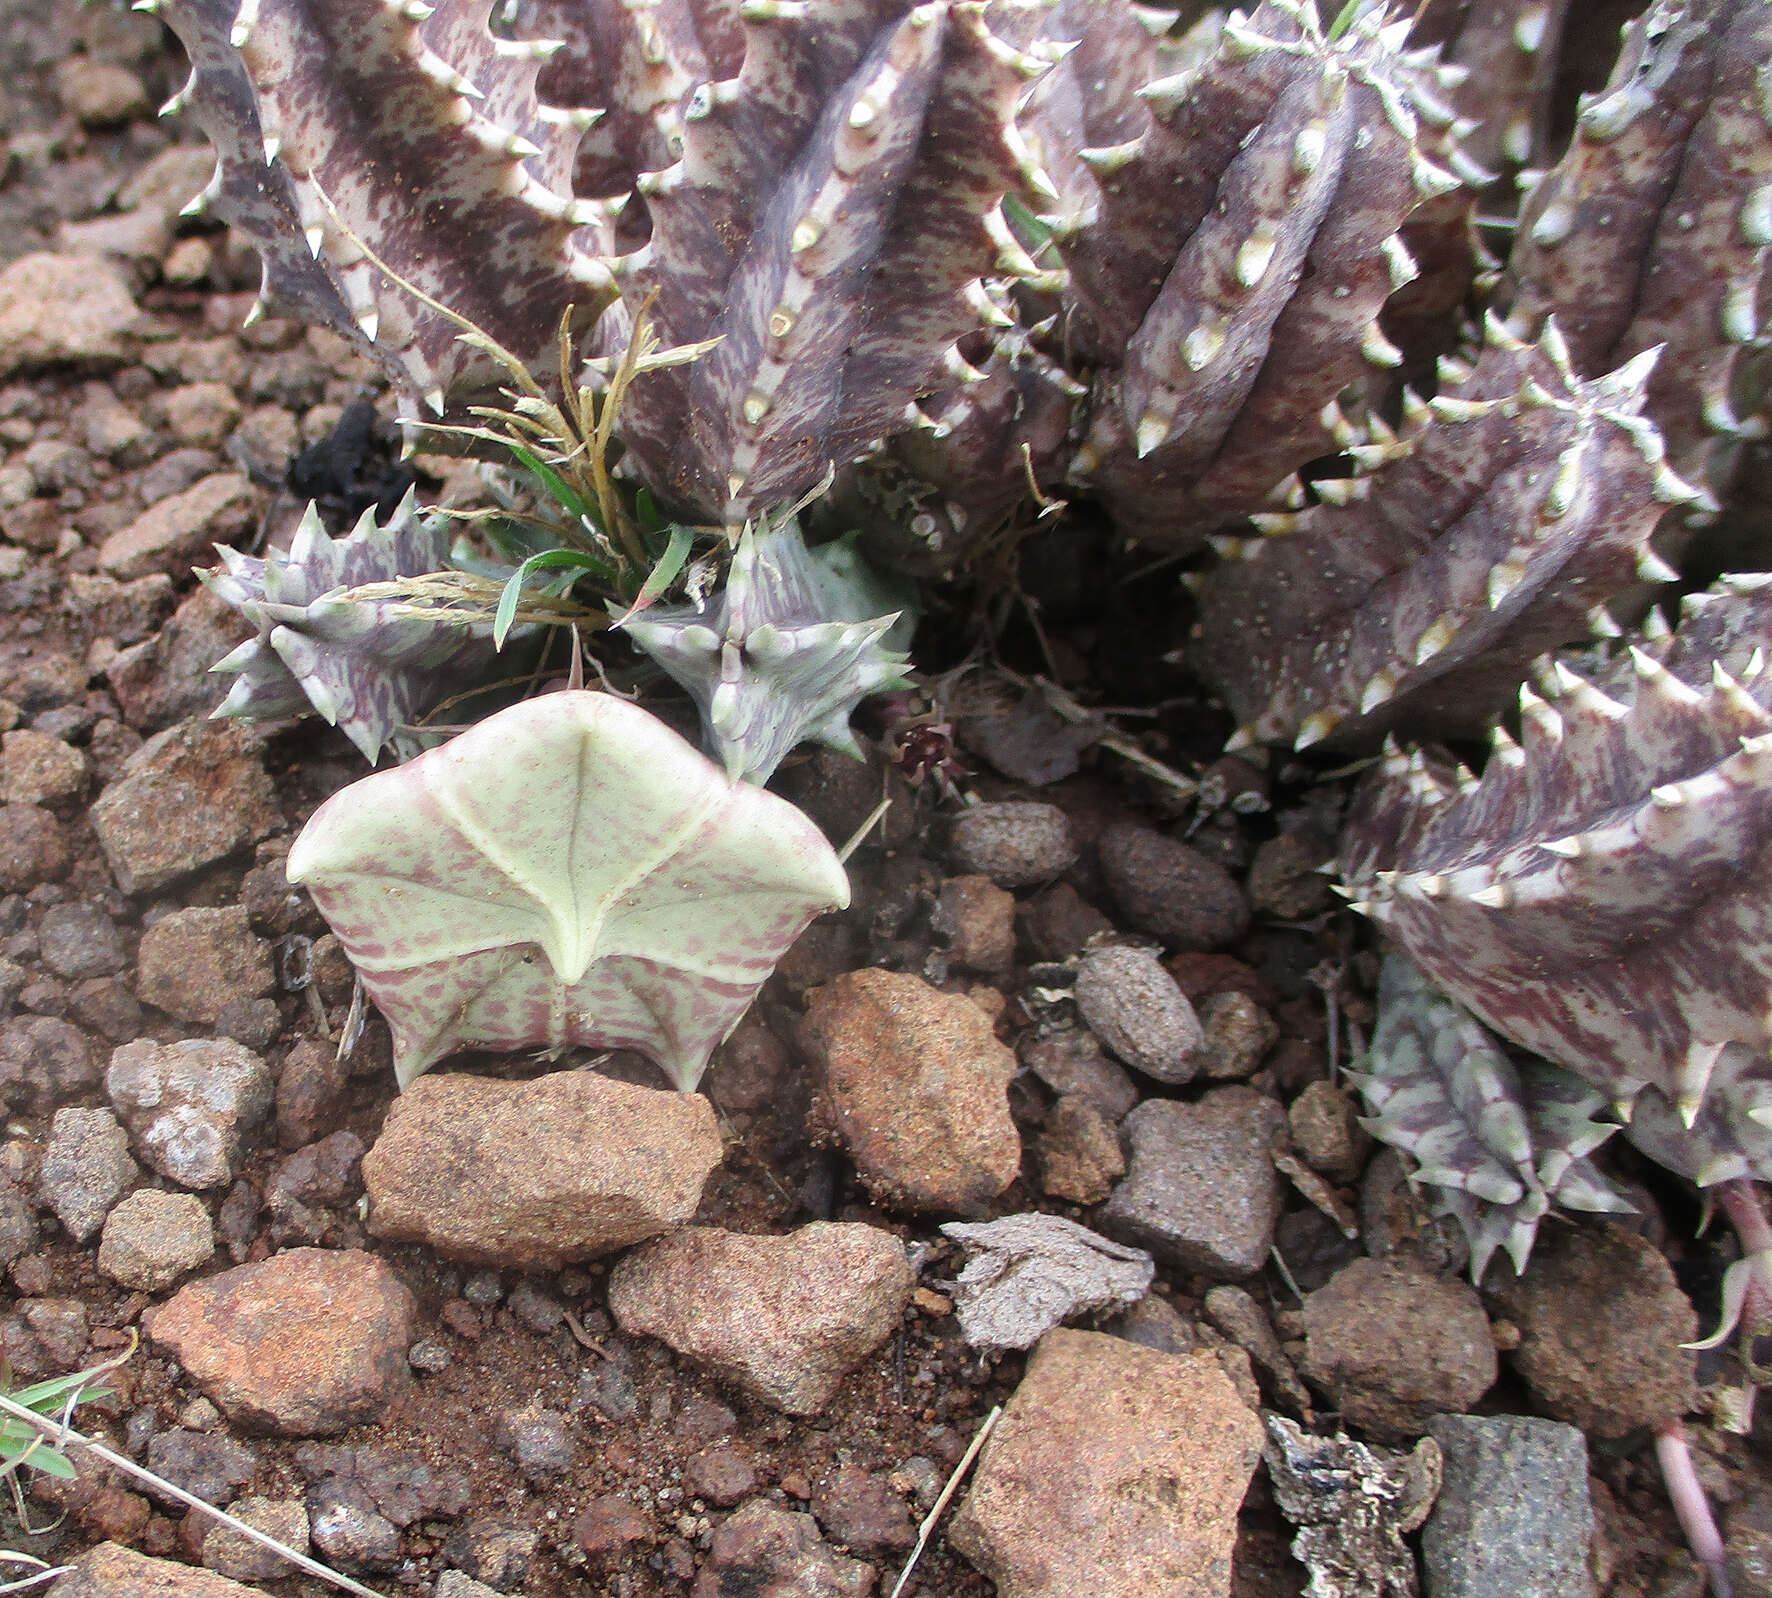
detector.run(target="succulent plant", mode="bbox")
[621,513,912,784]
[1340,581,1772,1129]
[286,689,850,1090]
[1056,0,1479,545]
[201,489,505,763]
[1500,0,1772,489]
[1195,315,1705,752]
[1357,954,1632,1280]
[149,0,615,412]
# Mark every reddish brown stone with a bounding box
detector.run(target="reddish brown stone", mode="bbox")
[146,1248,415,1436]
[609,1223,913,1415]
[951,1329,1263,1598]
[802,968,1021,1215]
[363,1071,723,1268]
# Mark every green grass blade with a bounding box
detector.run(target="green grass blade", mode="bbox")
[493,549,615,649]
[609,525,695,626]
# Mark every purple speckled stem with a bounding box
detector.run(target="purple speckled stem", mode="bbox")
[1655,1419,1733,1598]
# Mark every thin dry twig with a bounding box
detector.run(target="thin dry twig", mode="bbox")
[0,1389,389,1598]
[888,1404,1000,1598]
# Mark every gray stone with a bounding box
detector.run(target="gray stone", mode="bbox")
[0,1186,39,1268]
[38,1106,139,1241]
[1074,944,1203,1083]
[107,1037,274,1190]
[947,801,1080,887]
[1098,1087,1285,1278]
[36,902,128,980]
[89,718,281,897]
[435,1574,507,1598]
[494,1403,576,1484]
[97,1187,215,1291]
[145,1428,259,1506]
[1019,1027,1139,1121]
[1422,1414,1595,1598]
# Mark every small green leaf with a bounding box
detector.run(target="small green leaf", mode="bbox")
[610,526,696,627]
[493,549,615,649]
[506,441,602,533]
[1325,0,1361,40]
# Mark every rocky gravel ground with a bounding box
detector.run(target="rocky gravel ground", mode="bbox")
[0,4,1768,1598]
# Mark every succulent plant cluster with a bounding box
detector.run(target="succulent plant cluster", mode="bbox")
[156,0,1772,1246]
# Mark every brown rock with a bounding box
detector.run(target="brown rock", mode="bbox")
[0,254,138,376]
[814,1461,915,1554]
[0,1016,99,1115]
[47,1542,261,1597]
[1098,822,1250,951]
[56,60,148,127]
[1302,1258,1497,1436]
[89,718,281,896]
[147,1248,416,1435]
[200,1495,310,1583]
[932,873,1017,974]
[98,473,257,581]
[1193,991,1279,1081]
[1491,1221,1698,1438]
[0,652,87,712]
[684,1441,759,1507]
[1245,831,1335,920]
[1288,1080,1373,1185]
[1038,1096,1126,1205]
[701,1013,790,1113]
[802,968,1020,1215]
[96,1188,215,1292]
[691,1501,875,1598]
[1017,880,1114,961]
[363,1071,722,1268]
[0,729,86,808]
[574,1494,652,1560]
[135,907,275,1026]
[951,1328,1263,1598]
[0,803,68,891]
[276,1037,350,1151]
[163,382,244,449]
[106,586,251,734]
[608,1222,913,1415]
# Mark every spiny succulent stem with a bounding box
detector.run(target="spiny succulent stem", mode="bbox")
[1655,1420,1734,1598]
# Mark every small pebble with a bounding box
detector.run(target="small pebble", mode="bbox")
[97,1187,214,1291]
[1074,944,1203,1084]
[1097,822,1250,951]
[946,801,1080,887]
[1193,991,1278,1080]
[38,1105,139,1242]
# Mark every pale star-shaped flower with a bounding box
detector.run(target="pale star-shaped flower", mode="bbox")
[286,690,850,1090]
